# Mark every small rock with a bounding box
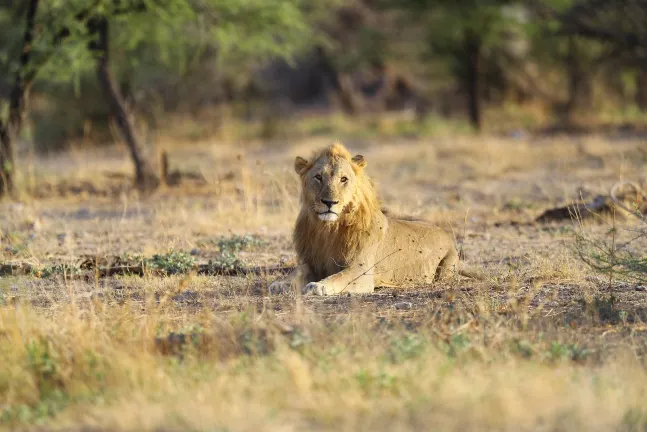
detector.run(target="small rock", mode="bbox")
[394,301,413,310]
[636,286,646,292]
[190,248,201,256]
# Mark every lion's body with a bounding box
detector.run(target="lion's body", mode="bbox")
[269,142,459,296]
[374,218,458,287]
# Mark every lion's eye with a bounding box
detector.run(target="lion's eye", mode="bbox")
[314,174,322,182]
[340,177,348,183]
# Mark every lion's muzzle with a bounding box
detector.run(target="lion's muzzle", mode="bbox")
[316,199,341,222]
[317,211,339,222]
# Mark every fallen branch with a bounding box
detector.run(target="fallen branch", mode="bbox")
[536,181,647,223]
[0,261,292,279]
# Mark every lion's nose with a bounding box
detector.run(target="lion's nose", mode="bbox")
[321,199,339,208]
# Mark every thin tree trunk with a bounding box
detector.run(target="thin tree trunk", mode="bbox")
[636,69,647,111]
[465,32,482,132]
[315,46,360,116]
[0,0,39,197]
[565,36,593,121]
[88,16,160,191]
[0,127,13,196]
[565,36,580,119]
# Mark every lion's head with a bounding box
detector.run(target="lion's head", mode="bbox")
[294,142,380,229]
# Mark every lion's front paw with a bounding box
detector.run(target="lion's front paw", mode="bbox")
[302,282,329,296]
[269,280,293,295]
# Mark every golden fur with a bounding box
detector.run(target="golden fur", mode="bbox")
[294,142,381,280]
[270,141,460,296]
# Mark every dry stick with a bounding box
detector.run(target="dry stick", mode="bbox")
[459,207,470,261]
[609,206,617,289]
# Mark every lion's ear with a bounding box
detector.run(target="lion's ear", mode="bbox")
[352,154,367,169]
[294,156,310,175]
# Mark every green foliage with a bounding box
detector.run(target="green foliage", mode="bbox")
[216,234,267,253]
[547,341,590,363]
[146,250,196,275]
[0,337,71,423]
[206,250,245,273]
[387,333,427,363]
[511,339,534,358]
[1,0,327,83]
[26,337,66,400]
[0,0,333,148]
[0,336,110,425]
[34,264,81,279]
[143,235,265,275]
[385,0,527,66]
[444,332,471,358]
[199,234,266,273]
[354,368,397,394]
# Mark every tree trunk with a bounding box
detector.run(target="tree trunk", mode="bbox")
[0,127,14,197]
[565,36,580,119]
[88,16,160,191]
[636,69,647,111]
[0,0,39,197]
[565,36,593,120]
[314,46,360,116]
[465,32,482,132]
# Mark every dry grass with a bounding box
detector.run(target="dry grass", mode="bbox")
[1,134,647,431]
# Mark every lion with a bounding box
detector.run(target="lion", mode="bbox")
[269,141,464,296]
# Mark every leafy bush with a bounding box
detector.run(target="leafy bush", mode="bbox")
[146,251,196,275]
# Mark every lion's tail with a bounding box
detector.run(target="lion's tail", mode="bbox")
[456,263,489,281]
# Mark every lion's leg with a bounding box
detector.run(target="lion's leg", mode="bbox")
[302,265,375,296]
[435,248,459,281]
[269,264,314,295]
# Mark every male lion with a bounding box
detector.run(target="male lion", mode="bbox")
[269,141,461,296]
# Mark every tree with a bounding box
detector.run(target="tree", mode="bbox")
[532,0,647,114]
[86,8,162,191]
[0,0,327,196]
[560,0,647,112]
[384,0,526,131]
[0,0,39,196]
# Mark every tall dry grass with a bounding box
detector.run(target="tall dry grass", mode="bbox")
[1,294,647,431]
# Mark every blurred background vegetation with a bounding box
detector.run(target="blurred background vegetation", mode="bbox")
[2,0,647,194]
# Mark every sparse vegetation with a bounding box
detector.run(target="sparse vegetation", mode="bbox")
[147,250,197,275]
[573,187,647,285]
[0,136,646,431]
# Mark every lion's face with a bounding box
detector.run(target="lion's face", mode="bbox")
[294,150,366,223]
